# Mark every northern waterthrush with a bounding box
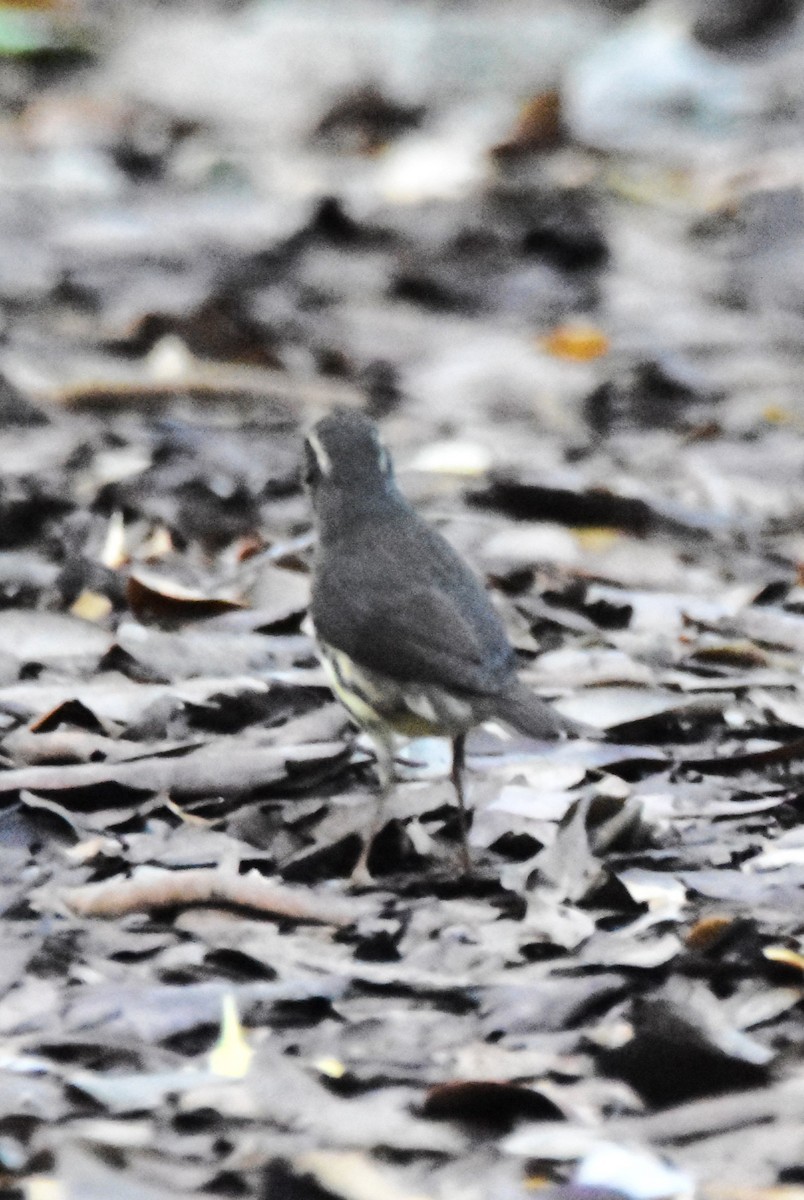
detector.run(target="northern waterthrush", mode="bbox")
[304,409,582,881]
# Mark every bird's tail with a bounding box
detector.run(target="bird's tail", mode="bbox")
[494,680,593,740]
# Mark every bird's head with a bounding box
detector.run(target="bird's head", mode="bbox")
[303,409,394,516]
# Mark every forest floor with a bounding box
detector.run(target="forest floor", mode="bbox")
[1,2,804,1197]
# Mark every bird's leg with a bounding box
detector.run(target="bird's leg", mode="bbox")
[451,733,472,874]
[350,730,395,888]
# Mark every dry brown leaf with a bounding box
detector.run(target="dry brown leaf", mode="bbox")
[685,915,736,951]
[491,89,564,158]
[127,567,246,621]
[62,864,365,926]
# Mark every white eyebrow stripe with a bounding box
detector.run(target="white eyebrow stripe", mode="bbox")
[307,430,332,475]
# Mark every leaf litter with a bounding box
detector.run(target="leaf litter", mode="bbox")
[0,2,803,1197]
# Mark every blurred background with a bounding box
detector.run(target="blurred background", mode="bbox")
[3,0,804,540]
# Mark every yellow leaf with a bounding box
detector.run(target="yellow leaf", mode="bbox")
[2,2,67,9]
[574,527,619,552]
[763,405,791,425]
[208,994,253,1079]
[763,945,804,972]
[70,590,112,622]
[315,1056,347,1079]
[541,324,609,361]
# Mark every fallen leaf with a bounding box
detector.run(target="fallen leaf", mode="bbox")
[61,864,366,926]
[492,90,565,158]
[422,1079,564,1125]
[541,324,610,362]
[685,915,736,952]
[208,993,253,1078]
[293,1150,434,1200]
[127,566,246,621]
[763,946,804,973]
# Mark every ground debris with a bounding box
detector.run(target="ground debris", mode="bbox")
[0,3,803,1196]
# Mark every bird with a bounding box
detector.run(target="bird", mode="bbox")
[303,408,584,883]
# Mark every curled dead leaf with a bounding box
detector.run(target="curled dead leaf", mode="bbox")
[127,567,246,621]
[685,915,736,952]
[423,1079,564,1126]
[491,90,564,159]
[763,945,804,973]
[62,864,367,926]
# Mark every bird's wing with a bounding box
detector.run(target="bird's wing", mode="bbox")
[312,522,516,696]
